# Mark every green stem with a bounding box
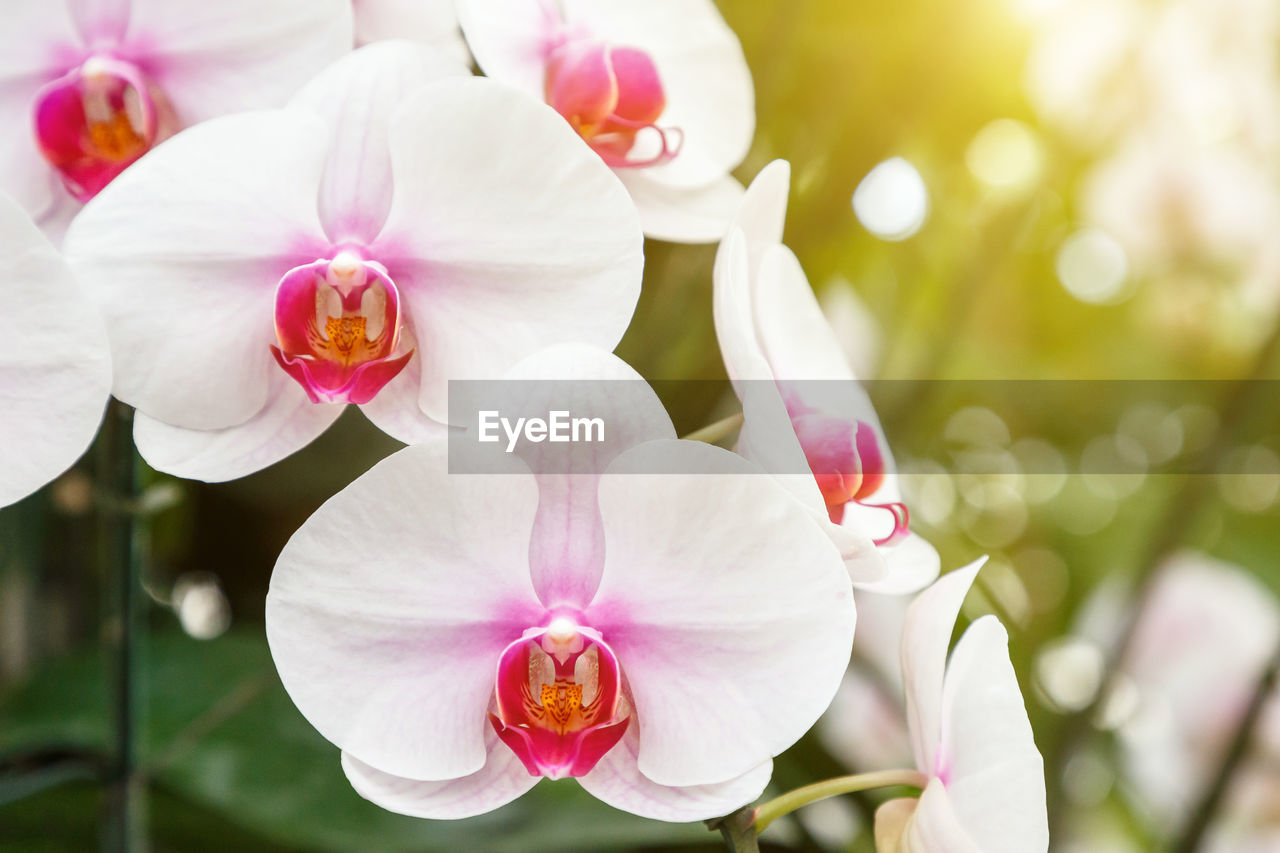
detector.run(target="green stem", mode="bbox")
[100,401,147,853]
[753,768,928,834]
[707,805,760,853]
[681,412,744,445]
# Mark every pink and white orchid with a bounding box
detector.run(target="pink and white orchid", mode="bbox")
[63,42,644,482]
[0,190,110,508]
[457,0,755,243]
[1075,552,1280,827]
[713,160,940,592]
[1,0,353,235]
[352,0,469,63]
[265,416,855,820]
[874,560,1049,853]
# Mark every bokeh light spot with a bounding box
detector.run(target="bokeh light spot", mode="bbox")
[172,572,232,641]
[852,157,929,241]
[1218,445,1280,513]
[966,118,1044,190]
[1055,228,1129,303]
[1036,636,1104,712]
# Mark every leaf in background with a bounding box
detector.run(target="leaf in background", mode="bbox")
[0,631,712,852]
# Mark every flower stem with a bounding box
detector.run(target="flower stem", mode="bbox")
[753,768,928,834]
[707,805,760,853]
[100,401,147,853]
[681,412,744,445]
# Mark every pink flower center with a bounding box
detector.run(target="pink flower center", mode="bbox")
[270,252,414,405]
[491,616,630,779]
[544,39,682,169]
[788,400,911,543]
[33,55,168,202]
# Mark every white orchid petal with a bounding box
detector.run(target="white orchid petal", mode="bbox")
[712,228,773,388]
[491,345,675,608]
[717,160,790,276]
[0,192,110,508]
[64,110,331,430]
[714,232,829,523]
[901,559,985,774]
[753,244,857,383]
[0,2,81,80]
[617,171,744,245]
[579,727,772,822]
[133,371,344,483]
[898,778,983,853]
[375,77,642,424]
[874,796,916,853]
[290,41,470,245]
[126,0,353,123]
[355,335,451,445]
[849,532,941,595]
[939,617,1049,853]
[497,344,677,476]
[0,84,59,222]
[65,0,129,42]
[354,0,470,64]
[715,172,929,588]
[266,440,544,782]
[340,732,539,820]
[455,0,555,99]
[714,237,890,583]
[590,440,854,787]
[0,0,88,220]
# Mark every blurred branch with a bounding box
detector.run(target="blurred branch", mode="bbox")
[1172,640,1280,853]
[144,669,272,779]
[0,746,106,806]
[1046,318,1280,835]
[99,401,148,853]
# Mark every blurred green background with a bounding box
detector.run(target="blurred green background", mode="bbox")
[3,0,1279,850]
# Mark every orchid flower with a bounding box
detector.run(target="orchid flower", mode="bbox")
[63,42,644,483]
[1076,552,1280,826]
[456,0,755,244]
[713,160,940,592]
[874,559,1048,853]
[352,0,469,64]
[0,190,110,508]
[265,351,856,819]
[0,0,353,236]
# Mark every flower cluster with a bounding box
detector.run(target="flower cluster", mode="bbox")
[0,1,1048,847]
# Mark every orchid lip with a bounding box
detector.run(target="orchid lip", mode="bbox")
[34,54,164,202]
[786,397,911,544]
[491,618,630,779]
[544,39,683,169]
[271,255,413,405]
